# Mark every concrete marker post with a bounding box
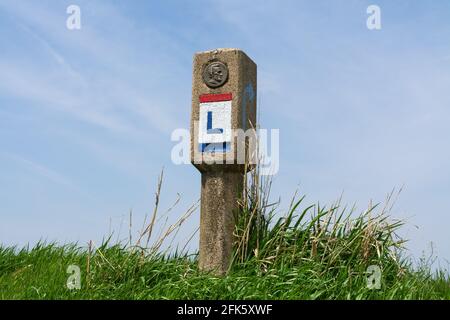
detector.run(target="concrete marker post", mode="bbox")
[190,48,257,275]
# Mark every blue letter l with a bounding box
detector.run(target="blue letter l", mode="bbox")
[207,111,223,134]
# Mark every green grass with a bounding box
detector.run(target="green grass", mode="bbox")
[1,170,449,299]
[0,238,448,299]
[0,203,448,299]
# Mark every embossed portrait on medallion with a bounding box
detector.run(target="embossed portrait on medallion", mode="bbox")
[202,61,228,88]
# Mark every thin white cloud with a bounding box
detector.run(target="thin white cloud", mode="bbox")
[0,61,135,133]
[17,22,85,82]
[2,152,74,188]
[0,0,182,136]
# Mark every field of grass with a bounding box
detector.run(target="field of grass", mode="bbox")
[1,170,449,300]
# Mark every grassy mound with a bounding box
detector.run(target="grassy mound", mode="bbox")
[1,170,449,299]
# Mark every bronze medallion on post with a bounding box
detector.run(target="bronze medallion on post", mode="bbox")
[202,61,229,88]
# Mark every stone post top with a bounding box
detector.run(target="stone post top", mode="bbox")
[194,48,256,64]
[196,48,243,54]
[191,48,257,172]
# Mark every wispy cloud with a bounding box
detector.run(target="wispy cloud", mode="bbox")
[0,0,183,136]
[2,152,74,189]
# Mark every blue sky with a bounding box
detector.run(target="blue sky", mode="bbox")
[0,0,449,265]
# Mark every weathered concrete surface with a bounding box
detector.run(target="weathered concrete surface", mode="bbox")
[190,48,257,275]
[198,171,243,275]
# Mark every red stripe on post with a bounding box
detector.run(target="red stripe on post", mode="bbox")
[199,93,232,103]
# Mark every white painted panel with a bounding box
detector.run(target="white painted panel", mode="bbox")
[198,100,232,144]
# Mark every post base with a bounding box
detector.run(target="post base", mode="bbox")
[199,171,242,275]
